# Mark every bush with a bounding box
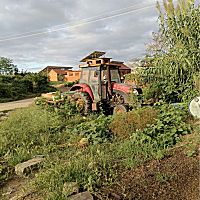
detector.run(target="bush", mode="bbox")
[132,104,192,148]
[0,73,56,102]
[72,115,113,144]
[64,82,75,87]
[109,107,158,138]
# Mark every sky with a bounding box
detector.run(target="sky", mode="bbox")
[0,0,160,72]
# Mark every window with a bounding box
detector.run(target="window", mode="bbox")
[87,61,92,65]
[69,72,73,76]
[89,70,99,83]
[110,69,120,82]
[96,60,101,64]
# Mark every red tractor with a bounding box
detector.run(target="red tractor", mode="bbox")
[69,51,142,114]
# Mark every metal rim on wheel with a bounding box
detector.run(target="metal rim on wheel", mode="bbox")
[72,92,92,114]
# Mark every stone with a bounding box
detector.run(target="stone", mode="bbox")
[68,191,93,200]
[0,116,8,121]
[62,182,79,196]
[15,157,44,176]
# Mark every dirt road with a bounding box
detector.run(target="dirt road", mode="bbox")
[0,98,34,112]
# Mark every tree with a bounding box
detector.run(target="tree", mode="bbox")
[0,57,18,75]
[144,0,200,102]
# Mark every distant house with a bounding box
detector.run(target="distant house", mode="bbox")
[40,66,73,75]
[40,66,80,82]
[125,59,149,72]
[110,61,131,77]
[48,69,81,82]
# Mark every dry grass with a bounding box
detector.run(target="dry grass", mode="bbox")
[109,107,158,138]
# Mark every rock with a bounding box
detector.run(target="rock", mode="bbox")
[0,116,8,121]
[78,138,89,148]
[15,156,44,176]
[68,191,93,200]
[62,182,79,196]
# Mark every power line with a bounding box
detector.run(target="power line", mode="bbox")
[0,2,159,39]
[0,2,158,43]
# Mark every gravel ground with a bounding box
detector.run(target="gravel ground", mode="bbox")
[0,98,34,112]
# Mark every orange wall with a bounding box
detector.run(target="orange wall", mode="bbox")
[64,71,81,82]
[48,70,81,82]
[48,70,58,82]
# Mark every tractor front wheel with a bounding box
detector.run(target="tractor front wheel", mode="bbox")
[72,92,92,114]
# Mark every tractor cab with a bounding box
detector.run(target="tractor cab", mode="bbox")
[79,64,121,102]
[70,51,140,113]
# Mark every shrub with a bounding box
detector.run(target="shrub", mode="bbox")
[72,115,113,144]
[109,107,158,138]
[64,81,75,87]
[132,104,192,148]
[0,73,56,102]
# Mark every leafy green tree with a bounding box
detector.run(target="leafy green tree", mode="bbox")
[0,57,17,75]
[22,73,50,92]
[144,0,200,102]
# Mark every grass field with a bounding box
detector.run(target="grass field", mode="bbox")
[0,103,199,199]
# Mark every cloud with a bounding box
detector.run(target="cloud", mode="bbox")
[0,0,159,71]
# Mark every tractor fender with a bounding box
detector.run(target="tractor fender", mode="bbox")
[70,84,94,101]
[112,83,142,95]
[112,83,132,93]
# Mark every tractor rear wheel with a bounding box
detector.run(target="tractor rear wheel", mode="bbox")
[72,92,92,114]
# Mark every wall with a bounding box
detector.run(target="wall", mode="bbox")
[64,71,81,82]
[48,70,58,82]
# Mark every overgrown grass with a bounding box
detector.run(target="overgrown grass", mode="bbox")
[0,106,64,165]
[0,102,193,199]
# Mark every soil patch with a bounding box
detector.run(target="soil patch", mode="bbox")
[101,147,199,200]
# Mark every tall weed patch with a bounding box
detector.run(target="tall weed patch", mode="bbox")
[109,107,158,138]
[0,106,63,165]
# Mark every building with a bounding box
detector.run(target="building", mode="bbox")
[40,66,72,75]
[110,61,131,77]
[48,69,81,82]
[125,58,150,72]
[40,66,81,82]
